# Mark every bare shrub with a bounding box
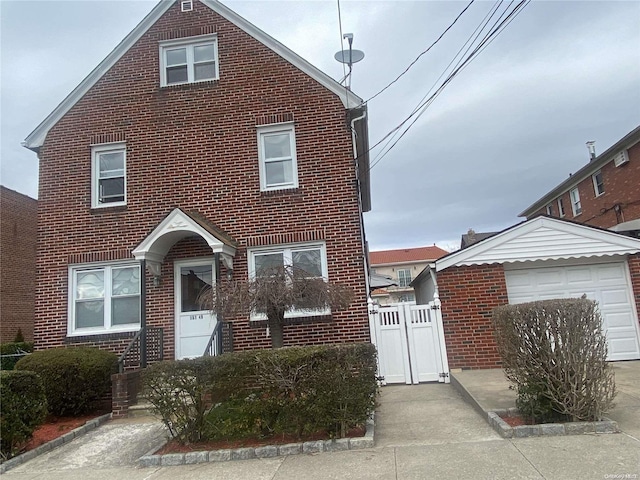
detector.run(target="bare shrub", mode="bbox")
[493,298,616,422]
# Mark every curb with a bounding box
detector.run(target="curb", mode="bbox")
[138,414,375,467]
[0,413,112,474]
[450,372,620,439]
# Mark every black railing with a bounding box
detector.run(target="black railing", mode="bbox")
[118,326,164,373]
[203,321,233,357]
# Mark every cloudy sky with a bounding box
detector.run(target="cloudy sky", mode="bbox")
[2,0,639,252]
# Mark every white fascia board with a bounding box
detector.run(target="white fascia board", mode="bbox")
[203,0,362,109]
[23,1,173,152]
[435,216,640,271]
[23,0,362,152]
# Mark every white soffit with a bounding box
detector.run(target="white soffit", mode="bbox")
[436,217,640,271]
[132,208,236,264]
[23,0,361,151]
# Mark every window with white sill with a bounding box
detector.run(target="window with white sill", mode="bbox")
[160,36,218,86]
[398,269,412,287]
[592,170,605,196]
[557,197,566,217]
[257,123,298,191]
[92,143,126,208]
[570,187,582,216]
[69,263,140,335]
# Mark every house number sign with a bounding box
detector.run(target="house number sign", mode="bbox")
[189,314,204,320]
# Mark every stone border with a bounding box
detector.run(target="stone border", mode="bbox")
[138,415,375,467]
[488,408,619,438]
[0,413,112,474]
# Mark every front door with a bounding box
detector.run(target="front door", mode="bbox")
[175,259,217,359]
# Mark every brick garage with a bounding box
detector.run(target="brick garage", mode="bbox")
[25,1,371,359]
[1,186,37,343]
[428,216,640,370]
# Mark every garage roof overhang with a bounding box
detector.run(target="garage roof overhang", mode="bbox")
[436,216,640,272]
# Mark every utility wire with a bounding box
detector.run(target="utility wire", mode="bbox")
[369,0,530,171]
[365,0,476,104]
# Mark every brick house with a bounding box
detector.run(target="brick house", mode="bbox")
[369,246,448,305]
[22,0,371,362]
[0,186,37,343]
[520,125,640,235]
[412,216,640,370]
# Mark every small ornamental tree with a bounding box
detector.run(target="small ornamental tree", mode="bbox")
[200,265,353,348]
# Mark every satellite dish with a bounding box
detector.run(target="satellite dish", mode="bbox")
[334,49,365,65]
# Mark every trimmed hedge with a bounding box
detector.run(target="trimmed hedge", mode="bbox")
[143,343,378,443]
[493,298,616,422]
[0,370,48,459]
[15,347,118,416]
[0,342,34,371]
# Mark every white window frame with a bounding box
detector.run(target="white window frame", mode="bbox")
[570,187,582,216]
[397,268,412,287]
[248,242,328,320]
[159,35,219,87]
[592,170,605,197]
[91,142,126,208]
[257,123,299,191]
[557,197,565,217]
[546,204,554,216]
[68,262,141,336]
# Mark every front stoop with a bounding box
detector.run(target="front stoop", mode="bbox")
[487,409,620,438]
[138,415,375,467]
[0,413,112,474]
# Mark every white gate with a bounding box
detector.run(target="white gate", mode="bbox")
[369,300,450,385]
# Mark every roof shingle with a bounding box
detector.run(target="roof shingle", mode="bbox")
[370,246,449,265]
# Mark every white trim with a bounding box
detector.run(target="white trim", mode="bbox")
[257,122,298,191]
[23,0,361,151]
[91,142,126,208]
[592,170,605,197]
[570,187,582,216]
[436,216,640,271]
[557,197,565,217]
[159,35,219,87]
[67,261,141,336]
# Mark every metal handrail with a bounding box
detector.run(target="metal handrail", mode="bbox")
[203,321,224,357]
[118,328,143,373]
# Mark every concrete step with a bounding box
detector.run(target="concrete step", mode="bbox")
[128,402,155,418]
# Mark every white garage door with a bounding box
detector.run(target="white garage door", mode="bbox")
[505,261,640,361]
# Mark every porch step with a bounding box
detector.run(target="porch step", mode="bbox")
[128,402,155,418]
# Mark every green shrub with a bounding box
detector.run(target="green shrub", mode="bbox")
[15,347,117,416]
[493,298,616,422]
[0,370,48,459]
[0,342,34,371]
[143,343,378,443]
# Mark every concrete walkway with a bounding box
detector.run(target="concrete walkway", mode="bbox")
[3,365,640,479]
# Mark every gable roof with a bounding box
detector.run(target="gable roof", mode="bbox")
[22,0,363,153]
[519,125,640,217]
[370,246,449,266]
[436,216,640,272]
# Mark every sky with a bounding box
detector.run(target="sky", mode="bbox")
[1,0,639,252]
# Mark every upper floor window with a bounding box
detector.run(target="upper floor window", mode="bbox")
[546,204,554,216]
[557,198,565,217]
[570,187,582,216]
[92,143,126,208]
[257,123,298,191]
[160,36,218,86]
[398,269,412,287]
[592,170,605,196]
[69,263,140,335]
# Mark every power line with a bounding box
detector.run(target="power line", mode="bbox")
[365,0,476,104]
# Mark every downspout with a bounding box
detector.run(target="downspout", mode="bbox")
[429,265,450,383]
[350,109,369,295]
[140,259,147,368]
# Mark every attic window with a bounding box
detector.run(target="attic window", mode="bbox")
[160,35,218,86]
[181,1,193,12]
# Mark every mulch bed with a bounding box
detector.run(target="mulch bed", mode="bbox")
[156,425,366,454]
[498,414,536,427]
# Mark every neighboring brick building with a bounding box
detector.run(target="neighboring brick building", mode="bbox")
[520,125,640,235]
[369,246,448,305]
[22,0,371,361]
[0,186,37,342]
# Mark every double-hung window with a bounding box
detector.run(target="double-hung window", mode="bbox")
[546,204,554,216]
[92,143,126,208]
[398,269,412,287]
[160,36,218,86]
[69,263,141,335]
[592,170,605,196]
[257,123,298,191]
[557,198,565,217]
[248,242,327,318]
[570,187,582,216]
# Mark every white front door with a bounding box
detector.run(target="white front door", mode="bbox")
[175,259,217,359]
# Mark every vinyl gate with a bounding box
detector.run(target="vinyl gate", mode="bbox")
[369,300,450,385]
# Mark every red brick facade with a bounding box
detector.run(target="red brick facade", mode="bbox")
[1,187,37,343]
[32,2,370,358]
[530,141,640,228]
[437,264,508,370]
